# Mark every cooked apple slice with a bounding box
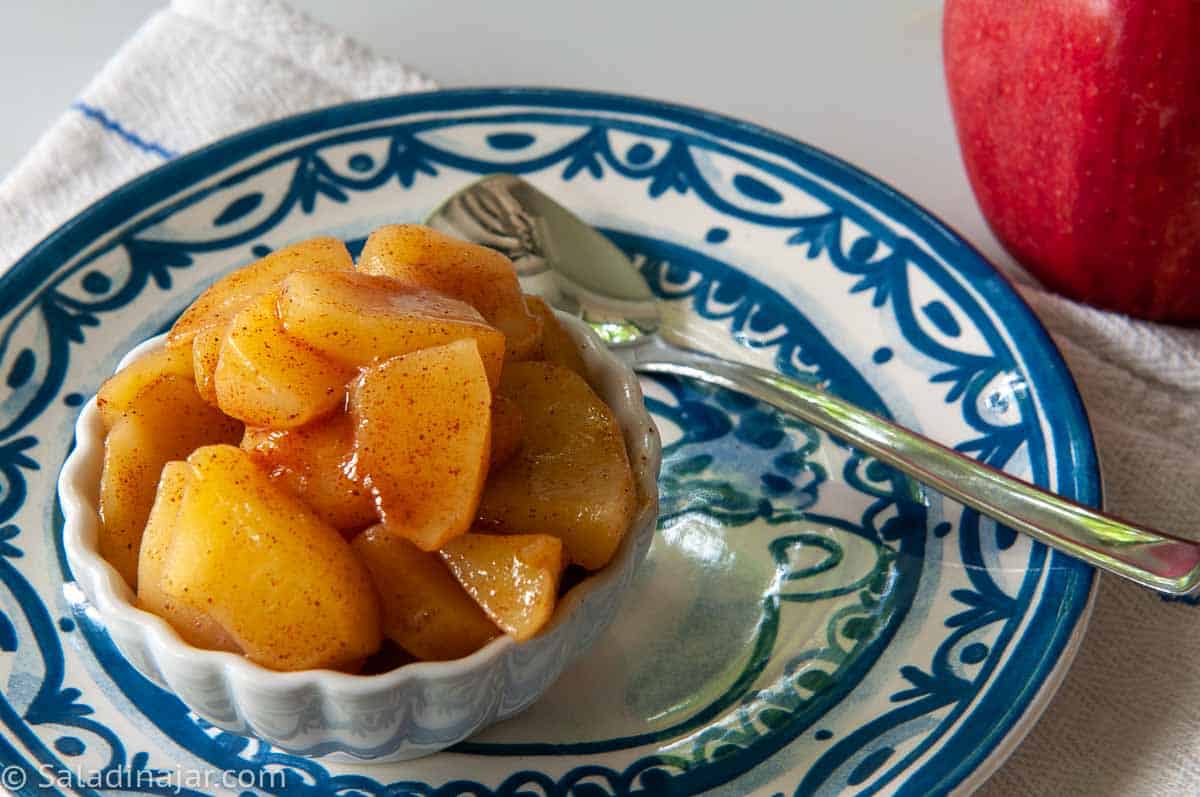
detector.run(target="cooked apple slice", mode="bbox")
[98,375,242,588]
[523,295,589,378]
[214,289,351,428]
[350,339,492,551]
[242,414,377,534]
[154,445,382,671]
[98,418,159,587]
[351,526,500,660]
[478,362,636,570]
[489,394,523,468]
[439,533,565,642]
[357,224,543,360]
[96,345,194,430]
[137,461,241,652]
[277,270,505,387]
[190,323,225,406]
[167,237,353,347]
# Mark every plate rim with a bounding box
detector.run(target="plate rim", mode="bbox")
[954,579,1097,795]
[5,87,1101,795]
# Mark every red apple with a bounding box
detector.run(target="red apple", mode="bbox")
[944,0,1200,322]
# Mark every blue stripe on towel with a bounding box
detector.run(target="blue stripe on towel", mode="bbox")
[71,101,178,159]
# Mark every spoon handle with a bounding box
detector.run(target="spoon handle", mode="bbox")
[623,337,1200,595]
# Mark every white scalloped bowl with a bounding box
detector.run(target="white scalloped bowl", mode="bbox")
[58,312,661,762]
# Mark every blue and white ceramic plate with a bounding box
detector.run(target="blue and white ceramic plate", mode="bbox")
[0,89,1096,796]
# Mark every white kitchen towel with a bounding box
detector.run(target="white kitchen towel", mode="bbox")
[1,1,1196,795]
[0,0,434,271]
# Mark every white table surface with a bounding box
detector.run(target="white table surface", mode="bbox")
[0,0,1016,275]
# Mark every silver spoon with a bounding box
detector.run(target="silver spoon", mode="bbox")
[427,173,1200,596]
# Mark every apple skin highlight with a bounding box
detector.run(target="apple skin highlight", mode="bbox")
[944,0,1200,322]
